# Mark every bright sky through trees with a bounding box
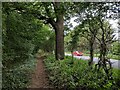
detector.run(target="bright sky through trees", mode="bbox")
[70,18,119,39]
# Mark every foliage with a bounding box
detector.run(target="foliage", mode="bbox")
[2,2,55,67]
[32,24,55,54]
[111,41,120,56]
[108,54,120,60]
[2,9,35,68]
[65,31,89,52]
[112,69,120,89]
[2,2,119,89]
[2,2,55,89]
[2,57,37,89]
[44,55,120,89]
[68,30,79,52]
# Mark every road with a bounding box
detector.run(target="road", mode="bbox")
[65,53,120,69]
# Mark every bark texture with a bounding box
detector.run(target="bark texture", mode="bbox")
[52,2,64,60]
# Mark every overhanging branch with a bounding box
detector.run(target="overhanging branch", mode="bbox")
[12,3,57,30]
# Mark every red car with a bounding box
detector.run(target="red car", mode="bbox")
[73,51,83,56]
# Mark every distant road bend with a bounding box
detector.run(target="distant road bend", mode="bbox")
[65,53,120,69]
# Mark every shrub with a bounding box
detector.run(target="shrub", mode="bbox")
[44,55,120,89]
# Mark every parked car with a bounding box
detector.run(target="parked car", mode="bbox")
[73,51,83,56]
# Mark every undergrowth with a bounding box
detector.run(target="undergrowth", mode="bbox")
[2,56,37,89]
[44,55,120,89]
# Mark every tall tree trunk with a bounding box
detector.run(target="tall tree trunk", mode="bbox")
[55,15,64,60]
[53,2,64,60]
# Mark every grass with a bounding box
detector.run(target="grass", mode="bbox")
[44,54,120,89]
[84,53,120,60]
[65,52,71,54]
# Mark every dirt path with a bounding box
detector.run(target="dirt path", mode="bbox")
[28,57,51,89]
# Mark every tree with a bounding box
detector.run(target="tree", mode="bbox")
[69,30,79,60]
[2,4,35,67]
[82,17,99,66]
[7,2,69,60]
[10,2,90,60]
[95,18,115,76]
[2,3,56,88]
[2,2,55,67]
[94,4,116,78]
[71,2,100,65]
[111,41,120,55]
[74,2,118,67]
[73,16,99,66]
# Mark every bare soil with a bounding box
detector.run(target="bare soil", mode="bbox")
[28,57,52,89]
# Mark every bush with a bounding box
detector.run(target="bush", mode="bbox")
[44,55,120,89]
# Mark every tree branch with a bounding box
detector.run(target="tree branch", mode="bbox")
[12,3,57,30]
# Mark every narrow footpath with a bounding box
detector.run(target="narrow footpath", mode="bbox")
[29,57,52,89]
